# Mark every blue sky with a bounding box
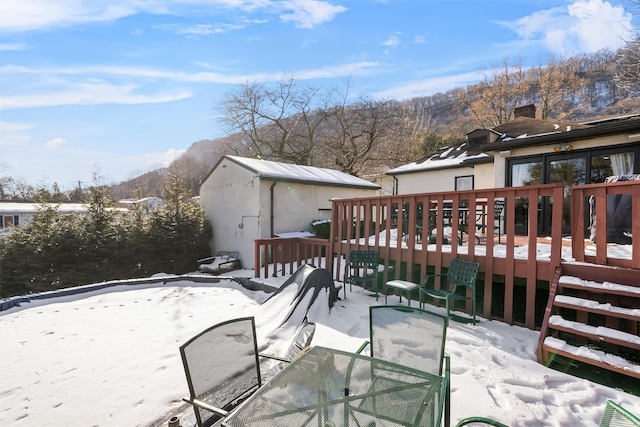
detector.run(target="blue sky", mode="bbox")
[0,0,636,190]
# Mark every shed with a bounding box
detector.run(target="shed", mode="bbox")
[199,155,381,269]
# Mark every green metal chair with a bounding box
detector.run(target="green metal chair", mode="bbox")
[180,317,262,427]
[344,249,380,299]
[356,305,451,426]
[357,305,449,376]
[420,258,480,324]
[599,400,640,427]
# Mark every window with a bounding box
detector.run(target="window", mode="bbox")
[591,151,635,183]
[510,160,543,187]
[1,215,19,228]
[507,144,640,188]
[455,175,474,191]
[506,143,640,235]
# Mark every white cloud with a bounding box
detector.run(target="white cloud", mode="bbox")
[0,0,139,33]
[279,0,347,29]
[414,35,425,45]
[154,22,246,36]
[0,133,32,148]
[373,70,485,100]
[0,122,35,151]
[293,61,380,80]
[140,148,187,170]
[383,34,400,48]
[0,0,346,33]
[45,137,68,148]
[499,0,633,55]
[161,148,187,167]
[0,121,35,132]
[0,43,29,51]
[0,62,379,111]
[0,80,192,110]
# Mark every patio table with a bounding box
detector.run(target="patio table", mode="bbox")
[221,346,447,427]
[429,206,471,244]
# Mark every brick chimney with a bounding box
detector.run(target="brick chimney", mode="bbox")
[514,104,536,119]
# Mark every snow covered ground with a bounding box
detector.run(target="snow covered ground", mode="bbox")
[1,268,639,427]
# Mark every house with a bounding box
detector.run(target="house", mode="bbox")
[0,202,89,230]
[385,142,492,194]
[117,196,165,213]
[388,106,640,194]
[199,155,381,269]
[387,105,640,236]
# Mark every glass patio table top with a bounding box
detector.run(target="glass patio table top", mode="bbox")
[221,346,446,427]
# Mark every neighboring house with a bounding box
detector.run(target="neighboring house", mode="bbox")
[385,142,492,194]
[199,155,382,269]
[0,202,89,230]
[387,105,640,234]
[118,196,165,213]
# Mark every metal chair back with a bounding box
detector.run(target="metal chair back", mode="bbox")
[345,249,380,298]
[447,258,480,291]
[180,317,262,427]
[420,257,480,323]
[599,400,640,427]
[369,305,449,375]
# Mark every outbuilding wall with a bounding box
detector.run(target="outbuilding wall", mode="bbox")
[200,157,380,269]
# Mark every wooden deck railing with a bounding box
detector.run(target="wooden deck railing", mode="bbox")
[254,237,330,278]
[255,181,640,329]
[326,184,565,329]
[571,179,640,268]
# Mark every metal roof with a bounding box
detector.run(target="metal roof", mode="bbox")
[224,155,381,189]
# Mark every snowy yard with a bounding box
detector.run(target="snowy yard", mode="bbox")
[0,268,639,427]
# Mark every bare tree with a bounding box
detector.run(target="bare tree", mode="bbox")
[613,1,640,96]
[114,165,166,199]
[615,36,640,97]
[0,177,35,200]
[317,85,396,175]
[530,55,590,120]
[166,154,211,197]
[457,59,530,128]
[220,76,323,165]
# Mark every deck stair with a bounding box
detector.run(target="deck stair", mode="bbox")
[537,265,640,380]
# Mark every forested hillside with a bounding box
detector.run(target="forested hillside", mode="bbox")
[108,50,639,200]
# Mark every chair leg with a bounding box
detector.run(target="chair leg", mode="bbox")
[472,288,477,324]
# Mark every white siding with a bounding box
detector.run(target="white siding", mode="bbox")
[396,167,476,194]
[200,158,262,269]
[200,157,380,269]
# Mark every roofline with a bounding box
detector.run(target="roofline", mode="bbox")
[200,155,380,190]
[478,119,640,152]
[256,175,380,189]
[386,153,494,176]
